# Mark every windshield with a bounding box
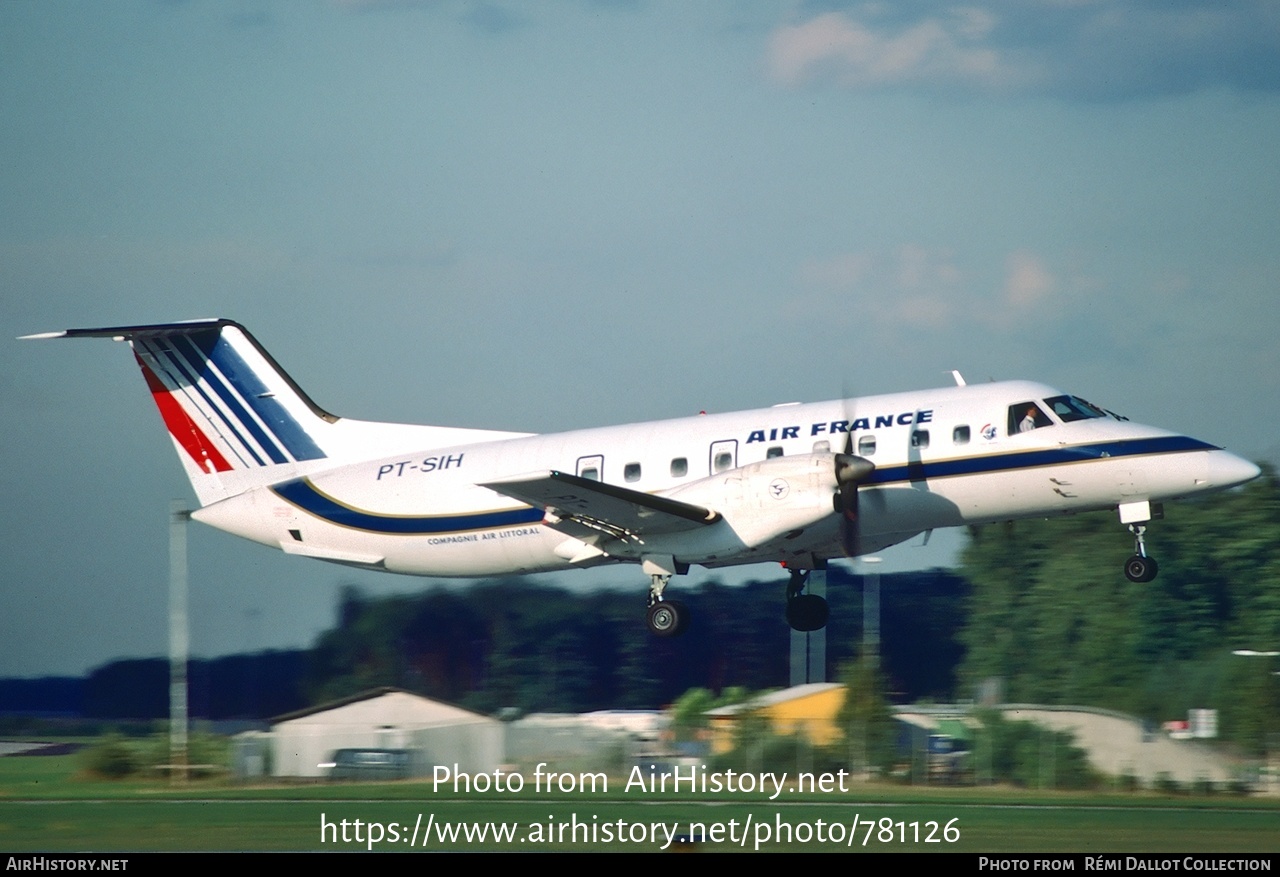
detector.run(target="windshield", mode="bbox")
[1043,395,1108,423]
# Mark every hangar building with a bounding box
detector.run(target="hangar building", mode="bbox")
[270,687,502,778]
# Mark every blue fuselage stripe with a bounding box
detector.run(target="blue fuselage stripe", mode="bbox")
[271,436,1216,536]
[272,479,545,534]
[863,435,1216,484]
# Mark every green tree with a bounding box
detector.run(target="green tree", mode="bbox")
[836,654,896,775]
[958,467,1280,747]
[971,710,1095,789]
[81,734,137,779]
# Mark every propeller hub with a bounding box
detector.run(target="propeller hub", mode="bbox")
[834,454,875,485]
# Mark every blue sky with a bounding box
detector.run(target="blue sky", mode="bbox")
[3,1,1278,677]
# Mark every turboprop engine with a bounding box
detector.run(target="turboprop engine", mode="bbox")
[635,451,875,563]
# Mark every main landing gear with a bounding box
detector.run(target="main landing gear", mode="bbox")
[638,556,832,637]
[1119,501,1161,583]
[644,555,688,637]
[646,598,687,637]
[784,567,829,632]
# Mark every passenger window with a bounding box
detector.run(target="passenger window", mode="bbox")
[953,425,970,445]
[766,446,784,459]
[713,452,733,473]
[670,457,688,477]
[576,455,604,481]
[912,430,930,449]
[857,435,876,456]
[624,463,641,482]
[812,440,831,453]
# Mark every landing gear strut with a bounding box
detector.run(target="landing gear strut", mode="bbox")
[1123,524,1159,583]
[643,556,688,637]
[784,567,829,632]
[1119,501,1161,583]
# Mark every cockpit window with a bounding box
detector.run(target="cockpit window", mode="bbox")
[1009,402,1052,436]
[1043,395,1107,423]
[1079,398,1128,421]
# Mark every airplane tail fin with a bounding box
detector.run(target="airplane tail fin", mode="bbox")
[27,318,534,507]
[29,320,336,506]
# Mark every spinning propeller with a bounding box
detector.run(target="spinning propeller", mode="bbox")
[835,383,875,556]
[834,433,875,557]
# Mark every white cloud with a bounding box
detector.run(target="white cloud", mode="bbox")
[765,2,1280,98]
[798,251,871,290]
[768,9,1021,92]
[1004,250,1054,309]
[791,246,1076,336]
[792,246,965,331]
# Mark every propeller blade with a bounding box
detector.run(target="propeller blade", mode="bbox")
[834,387,876,556]
[833,454,874,557]
[838,481,860,556]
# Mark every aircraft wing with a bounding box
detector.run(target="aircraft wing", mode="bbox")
[480,470,720,542]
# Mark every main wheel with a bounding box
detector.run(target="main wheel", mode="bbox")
[646,600,688,637]
[785,594,829,631]
[1124,555,1158,583]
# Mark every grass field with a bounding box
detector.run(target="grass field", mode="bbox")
[2,755,1279,852]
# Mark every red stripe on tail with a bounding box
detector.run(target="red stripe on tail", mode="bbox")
[136,354,233,473]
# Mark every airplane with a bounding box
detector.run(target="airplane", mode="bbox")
[24,319,1261,637]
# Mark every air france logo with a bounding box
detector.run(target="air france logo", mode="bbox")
[746,409,933,444]
[769,478,790,500]
[981,424,997,441]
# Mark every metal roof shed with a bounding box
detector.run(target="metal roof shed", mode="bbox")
[270,687,502,778]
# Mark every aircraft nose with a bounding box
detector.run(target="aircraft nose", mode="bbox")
[1204,450,1261,489]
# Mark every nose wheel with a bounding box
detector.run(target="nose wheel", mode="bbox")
[1123,523,1159,583]
[1124,554,1158,583]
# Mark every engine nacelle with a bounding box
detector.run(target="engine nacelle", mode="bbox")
[636,453,842,562]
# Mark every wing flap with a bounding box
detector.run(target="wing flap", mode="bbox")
[480,470,720,541]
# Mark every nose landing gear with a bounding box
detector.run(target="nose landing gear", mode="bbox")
[1124,525,1159,583]
[1119,501,1162,583]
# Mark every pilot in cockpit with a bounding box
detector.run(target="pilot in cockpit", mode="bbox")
[1019,406,1039,433]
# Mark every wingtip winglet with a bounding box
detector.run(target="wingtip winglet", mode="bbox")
[18,330,69,340]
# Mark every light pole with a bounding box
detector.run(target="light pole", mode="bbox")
[169,501,191,785]
[854,556,882,779]
[862,556,881,666]
[1232,648,1279,793]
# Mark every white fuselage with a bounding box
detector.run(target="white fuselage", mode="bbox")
[191,379,1257,578]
